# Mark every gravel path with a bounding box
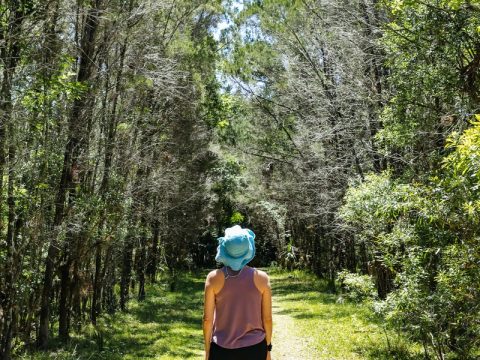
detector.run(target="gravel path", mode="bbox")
[271,300,315,360]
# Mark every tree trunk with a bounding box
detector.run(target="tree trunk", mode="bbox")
[137,218,148,301]
[0,3,26,358]
[38,0,103,348]
[147,219,160,283]
[361,0,387,173]
[58,257,71,341]
[71,258,82,332]
[92,33,128,324]
[137,245,146,301]
[120,234,134,311]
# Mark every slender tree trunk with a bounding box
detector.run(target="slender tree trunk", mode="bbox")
[361,0,386,172]
[0,3,26,358]
[58,256,71,341]
[120,233,135,311]
[91,246,102,324]
[137,237,147,301]
[147,218,160,283]
[92,34,128,324]
[103,248,116,314]
[1,152,17,360]
[71,257,82,331]
[38,0,103,348]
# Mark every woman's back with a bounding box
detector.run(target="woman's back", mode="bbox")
[202,226,272,360]
[212,266,265,349]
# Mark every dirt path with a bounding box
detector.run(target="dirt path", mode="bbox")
[271,299,314,360]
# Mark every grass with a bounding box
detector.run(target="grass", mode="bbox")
[268,268,424,359]
[21,268,423,359]
[21,271,208,360]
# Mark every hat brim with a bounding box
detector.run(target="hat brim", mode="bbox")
[215,233,256,271]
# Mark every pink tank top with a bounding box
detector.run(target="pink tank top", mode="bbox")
[212,266,266,349]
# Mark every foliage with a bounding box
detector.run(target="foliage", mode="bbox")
[218,0,389,279]
[341,120,480,358]
[229,211,244,224]
[377,0,480,176]
[0,0,225,357]
[337,270,378,303]
[268,269,423,359]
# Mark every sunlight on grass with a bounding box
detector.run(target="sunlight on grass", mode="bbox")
[269,268,424,360]
[22,272,208,360]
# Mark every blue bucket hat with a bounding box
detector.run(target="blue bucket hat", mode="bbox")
[215,225,256,271]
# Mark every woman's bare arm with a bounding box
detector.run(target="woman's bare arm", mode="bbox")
[259,271,273,345]
[203,271,216,360]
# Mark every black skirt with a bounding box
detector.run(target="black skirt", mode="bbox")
[209,338,268,360]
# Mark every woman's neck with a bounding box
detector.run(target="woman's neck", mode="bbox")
[226,266,246,274]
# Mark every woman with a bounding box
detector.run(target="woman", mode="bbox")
[203,225,273,360]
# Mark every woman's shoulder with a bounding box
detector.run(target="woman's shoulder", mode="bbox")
[252,267,269,278]
[253,268,271,292]
[205,268,225,286]
[205,268,225,294]
[206,268,224,280]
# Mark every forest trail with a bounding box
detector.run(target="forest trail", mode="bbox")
[24,270,422,360]
[271,300,314,359]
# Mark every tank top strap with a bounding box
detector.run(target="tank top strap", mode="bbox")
[240,265,252,279]
[244,265,257,279]
[239,266,256,287]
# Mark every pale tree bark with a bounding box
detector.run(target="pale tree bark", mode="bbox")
[91,1,133,322]
[0,2,28,358]
[38,0,104,348]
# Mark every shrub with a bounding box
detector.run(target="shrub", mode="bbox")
[337,270,377,303]
[340,119,480,358]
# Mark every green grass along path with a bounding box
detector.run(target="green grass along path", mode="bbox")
[25,269,422,360]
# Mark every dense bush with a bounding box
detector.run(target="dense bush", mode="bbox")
[336,270,377,303]
[341,119,480,359]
